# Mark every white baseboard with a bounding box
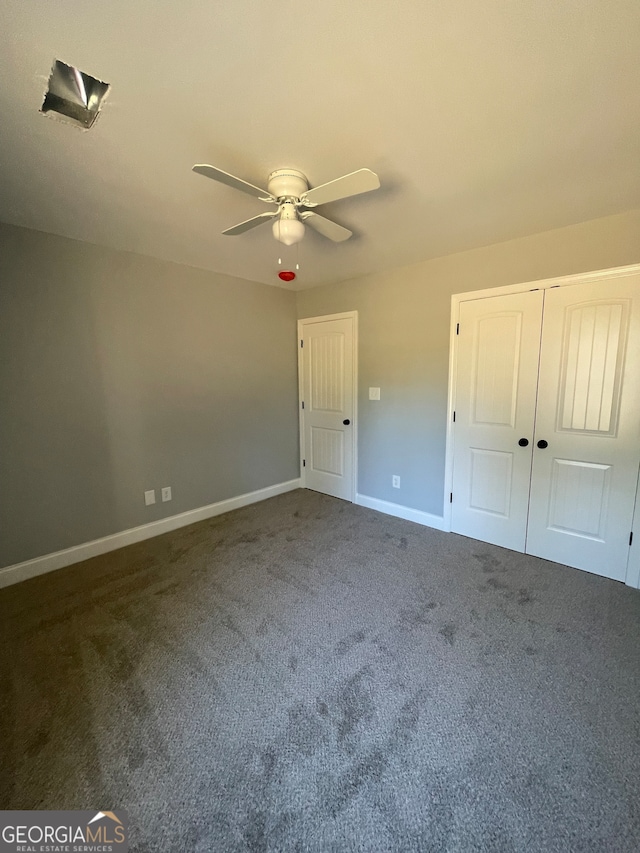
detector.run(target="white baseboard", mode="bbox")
[355,493,446,531]
[0,478,301,590]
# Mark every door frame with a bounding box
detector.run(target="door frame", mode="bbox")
[627,471,640,590]
[298,311,358,502]
[444,262,640,586]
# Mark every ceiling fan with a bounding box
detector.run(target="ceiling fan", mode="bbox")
[192,164,380,246]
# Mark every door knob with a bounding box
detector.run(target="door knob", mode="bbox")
[343,419,351,425]
[518,438,529,447]
[537,439,548,449]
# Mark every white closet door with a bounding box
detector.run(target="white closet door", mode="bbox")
[451,290,544,551]
[526,276,640,580]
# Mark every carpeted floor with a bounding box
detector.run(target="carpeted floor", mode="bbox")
[1,489,639,852]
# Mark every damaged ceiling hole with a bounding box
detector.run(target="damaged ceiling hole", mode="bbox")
[41,60,110,129]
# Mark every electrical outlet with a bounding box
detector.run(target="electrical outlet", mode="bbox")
[161,486,172,502]
[392,475,400,488]
[144,489,156,506]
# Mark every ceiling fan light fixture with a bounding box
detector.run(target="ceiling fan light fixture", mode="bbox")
[272,206,305,245]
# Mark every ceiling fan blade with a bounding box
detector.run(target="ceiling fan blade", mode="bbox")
[301,168,380,207]
[300,211,352,242]
[192,164,274,201]
[222,211,277,236]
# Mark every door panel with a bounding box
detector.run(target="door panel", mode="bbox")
[469,448,514,516]
[300,317,355,501]
[525,277,640,580]
[310,333,345,412]
[557,300,626,434]
[472,313,523,426]
[451,290,544,550]
[546,458,611,539]
[310,427,344,476]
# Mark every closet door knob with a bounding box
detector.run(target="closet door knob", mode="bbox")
[518,438,529,447]
[537,439,548,449]
[343,419,351,425]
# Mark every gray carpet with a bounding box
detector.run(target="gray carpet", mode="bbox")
[1,489,639,852]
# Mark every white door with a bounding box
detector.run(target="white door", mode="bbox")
[451,273,640,581]
[526,277,640,581]
[299,314,356,501]
[451,290,544,550]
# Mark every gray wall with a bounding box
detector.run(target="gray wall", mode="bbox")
[3,208,639,568]
[0,223,299,568]
[296,209,640,517]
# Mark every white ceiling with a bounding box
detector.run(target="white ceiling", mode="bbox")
[1,1,639,290]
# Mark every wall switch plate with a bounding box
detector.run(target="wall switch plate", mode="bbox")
[161,486,172,502]
[369,387,381,400]
[392,475,400,489]
[144,489,156,506]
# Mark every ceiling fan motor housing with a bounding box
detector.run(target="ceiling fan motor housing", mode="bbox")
[267,169,308,201]
[279,200,299,220]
